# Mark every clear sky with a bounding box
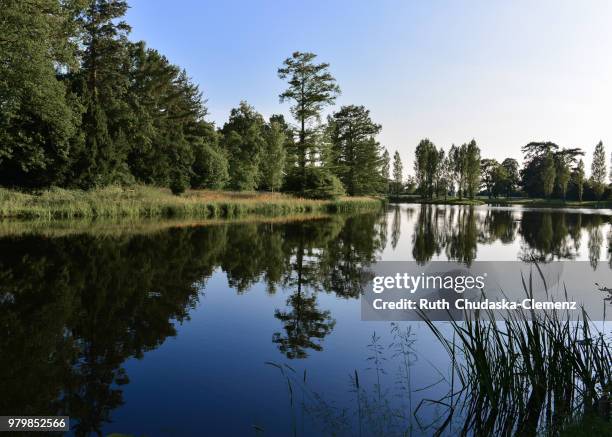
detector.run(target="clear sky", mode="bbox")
[126,0,612,171]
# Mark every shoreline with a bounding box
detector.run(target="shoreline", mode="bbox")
[0,186,385,221]
[388,196,612,209]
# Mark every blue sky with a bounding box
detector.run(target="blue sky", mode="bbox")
[126,0,612,171]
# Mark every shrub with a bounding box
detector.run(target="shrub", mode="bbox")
[283,167,345,199]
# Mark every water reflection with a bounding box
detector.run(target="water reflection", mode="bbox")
[0,205,610,435]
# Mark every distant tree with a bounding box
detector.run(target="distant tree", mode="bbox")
[438,152,454,200]
[221,102,266,191]
[554,148,583,200]
[465,140,481,199]
[501,158,520,197]
[491,164,509,198]
[480,159,500,198]
[591,141,607,202]
[541,151,556,198]
[414,139,440,199]
[278,52,340,191]
[392,151,403,195]
[573,159,585,202]
[449,144,466,198]
[260,119,287,191]
[520,142,559,198]
[328,105,384,195]
[405,175,417,194]
[381,149,390,193]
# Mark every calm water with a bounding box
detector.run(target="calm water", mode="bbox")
[1,205,611,436]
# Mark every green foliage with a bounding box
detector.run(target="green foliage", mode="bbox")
[278,52,340,191]
[591,141,607,201]
[260,119,287,191]
[501,158,520,197]
[392,151,403,195]
[381,149,390,193]
[328,105,385,195]
[221,102,266,191]
[414,139,442,199]
[284,167,345,200]
[0,0,80,187]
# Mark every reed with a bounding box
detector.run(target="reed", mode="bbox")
[419,268,612,436]
[0,186,384,221]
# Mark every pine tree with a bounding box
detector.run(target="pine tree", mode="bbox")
[71,0,132,187]
[328,105,384,195]
[221,102,266,191]
[591,141,607,201]
[278,52,340,191]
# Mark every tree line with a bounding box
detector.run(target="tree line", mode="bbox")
[0,0,388,198]
[394,138,612,202]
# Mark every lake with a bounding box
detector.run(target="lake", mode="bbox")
[1,204,611,436]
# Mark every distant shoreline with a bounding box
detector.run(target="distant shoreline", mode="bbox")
[388,195,612,209]
[0,186,384,221]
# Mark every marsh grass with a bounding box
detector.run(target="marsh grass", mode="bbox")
[419,268,612,436]
[267,270,611,437]
[0,186,383,221]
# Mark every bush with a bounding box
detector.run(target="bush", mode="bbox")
[283,167,345,199]
[169,170,188,195]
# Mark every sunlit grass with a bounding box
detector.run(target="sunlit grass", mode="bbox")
[0,186,384,221]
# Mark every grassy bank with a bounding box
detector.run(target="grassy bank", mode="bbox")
[0,186,384,221]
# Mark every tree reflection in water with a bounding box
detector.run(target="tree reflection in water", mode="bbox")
[0,205,610,434]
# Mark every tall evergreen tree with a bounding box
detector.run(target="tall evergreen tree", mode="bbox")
[126,44,208,189]
[221,102,266,191]
[278,52,340,190]
[328,105,384,195]
[392,151,403,195]
[71,0,132,187]
[591,141,607,201]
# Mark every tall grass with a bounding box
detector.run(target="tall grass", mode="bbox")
[419,268,612,436]
[0,186,384,221]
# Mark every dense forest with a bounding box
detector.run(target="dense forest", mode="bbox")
[0,0,387,198]
[1,0,611,201]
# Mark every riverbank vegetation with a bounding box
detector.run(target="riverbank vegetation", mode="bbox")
[392,139,612,205]
[1,1,388,203]
[0,186,383,220]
